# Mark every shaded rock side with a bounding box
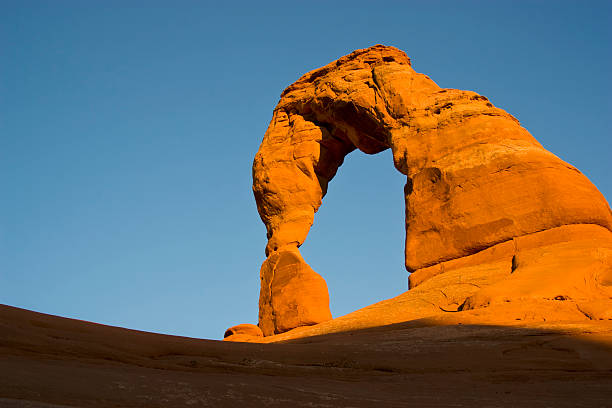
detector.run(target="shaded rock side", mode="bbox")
[250,44,612,335]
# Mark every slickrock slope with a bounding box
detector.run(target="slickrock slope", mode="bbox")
[2,304,612,407]
[241,44,612,338]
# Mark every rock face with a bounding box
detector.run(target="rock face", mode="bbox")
[258,248,332,336]
[249,44,612,336]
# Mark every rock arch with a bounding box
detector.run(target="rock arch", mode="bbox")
[249,45,612,337]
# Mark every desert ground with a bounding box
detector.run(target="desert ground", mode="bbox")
[1,304,611,407]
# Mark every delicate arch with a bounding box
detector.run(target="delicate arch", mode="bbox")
[252,45,612,335]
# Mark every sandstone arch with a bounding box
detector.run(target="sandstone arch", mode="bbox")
[248,45,612,337]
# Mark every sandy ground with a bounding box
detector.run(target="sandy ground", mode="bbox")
[1,304,611,407]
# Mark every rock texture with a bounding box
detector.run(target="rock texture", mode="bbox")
[258,248,332,336]
[223,324,263,342]
[247,44,612,336]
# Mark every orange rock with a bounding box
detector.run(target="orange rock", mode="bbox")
[409,238,515,289]
[250,44,612,335]
[461,224,612,315]
[223,323,263,342]
[258,247,332,336]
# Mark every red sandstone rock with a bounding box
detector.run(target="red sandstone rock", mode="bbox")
[460,225,612,316]
[244,44,612,336]
[258,247,332,336]
[223,324,263,342]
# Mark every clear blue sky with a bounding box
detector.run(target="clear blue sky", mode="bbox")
[2,1,610,340]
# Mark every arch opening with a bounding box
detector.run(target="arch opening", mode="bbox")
[299,148,406,320]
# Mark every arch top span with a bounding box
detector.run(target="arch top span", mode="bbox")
[254,45,441,256]
[251,45,612,336]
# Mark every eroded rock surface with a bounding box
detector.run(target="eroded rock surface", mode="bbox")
[244,44,612,336]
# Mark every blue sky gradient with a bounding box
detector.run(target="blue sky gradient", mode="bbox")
[2,1,610,339]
